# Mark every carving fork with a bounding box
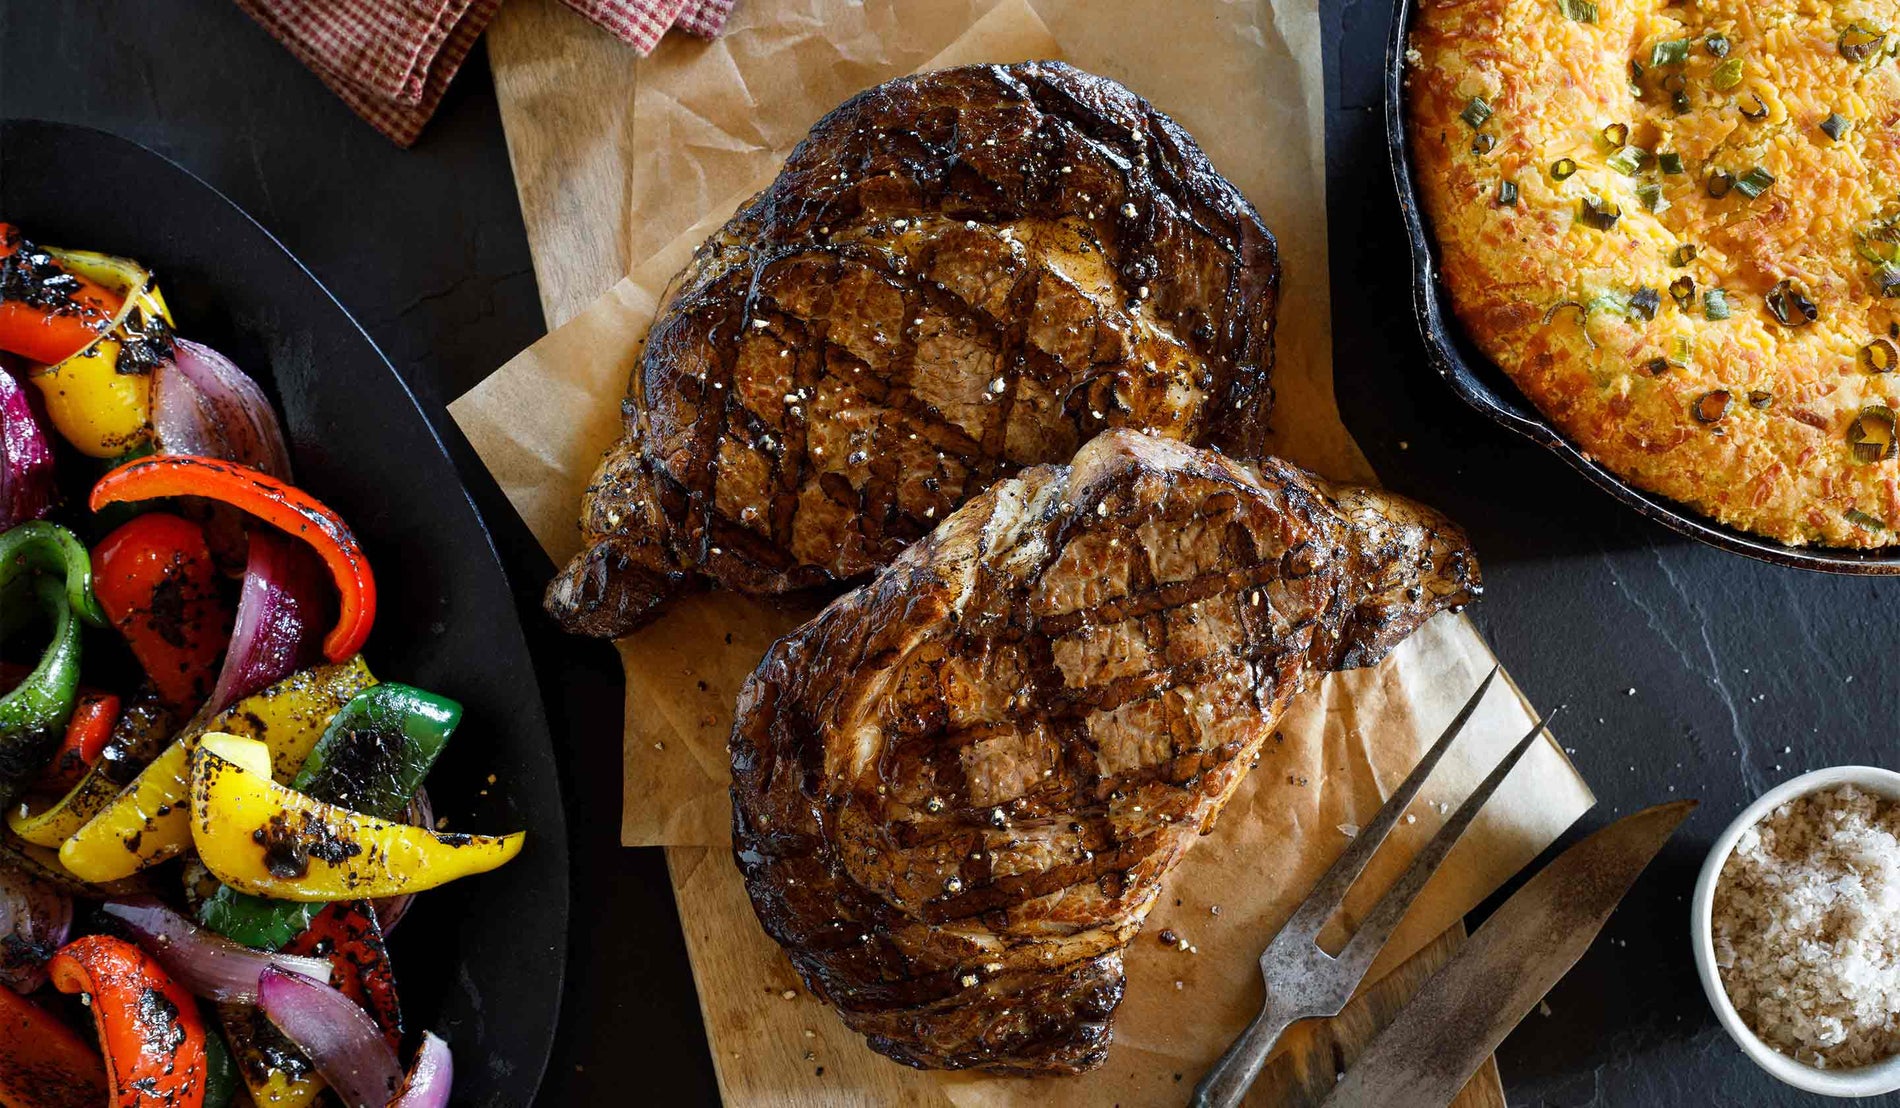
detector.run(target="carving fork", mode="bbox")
[1189,667,1554,1107]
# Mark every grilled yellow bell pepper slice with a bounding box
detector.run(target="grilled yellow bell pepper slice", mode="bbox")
[9,698,174,848]
[219,1005,326,1108]
[191,733,523,901]
[25,249,172,458]
[59,658,375,883]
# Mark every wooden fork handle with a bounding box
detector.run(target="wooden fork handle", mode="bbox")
[1189,1000,1298,1108]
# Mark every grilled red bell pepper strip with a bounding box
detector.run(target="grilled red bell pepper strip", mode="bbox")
[0,983,110,1108]
[33,688,120,793]
[93,513,232,714]
[47,934,208,1108]
[282,900,404,1053]
[0,224,125,366]
[90,456,375,663]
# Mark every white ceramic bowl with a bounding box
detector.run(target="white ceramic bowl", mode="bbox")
[1691,765,1900,1098]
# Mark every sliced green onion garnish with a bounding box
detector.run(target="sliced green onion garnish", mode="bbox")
[1821,113,1851,141]
[1766,278,1818,326]
[1600,122,1630,147]
[1877,264,1900,298]
[1847,508,1889,530]
[1473,133,1498,155]
[1630,286,1661,320]
[1642,357,1671,376]
[1658,152,1685,175]
[1544,299,1586,323]
[1559,0,1598,23]
[1693,390,1733,423]
[1585,291,1629,316]
[1672,90,1692,114]
[1705,288,1732,319]
[1705,32,1732,57]
[1711,57,1745,90]
[1672,243,1699,267]
[1849,404,1898,462]
[1579,196,1622,230]
[1498,179,1520,206]
[1857,221,1900,265]
[1651,38,1691,67]
[1669,275,1697,306]
[1707,170,1735,198]
[1462,97,1494,128]
[1748,389,1773,409]
[1551,157,1579,180]
[1840,23,1887,63]
[1672,335,1696,365]
[1637,182,1669,212]
[1734,166,1775,198]
[1607,146,1647,175]
[1740,94,1770,121]
[1862,338,1898,373]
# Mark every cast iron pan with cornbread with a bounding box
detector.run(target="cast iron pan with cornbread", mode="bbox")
[1388,0,1900,574]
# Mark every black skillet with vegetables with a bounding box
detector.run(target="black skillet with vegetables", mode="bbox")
[0,119,566,1108]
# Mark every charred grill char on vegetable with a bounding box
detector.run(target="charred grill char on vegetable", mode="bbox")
[547,61,1281,637]
[730,430,1479,1075]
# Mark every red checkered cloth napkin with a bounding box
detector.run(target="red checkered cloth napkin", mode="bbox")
[234,0,737,147]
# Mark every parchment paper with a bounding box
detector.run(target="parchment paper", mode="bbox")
[453,1,1598,1103]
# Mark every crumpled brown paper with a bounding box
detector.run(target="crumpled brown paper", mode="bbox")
[454,0,1597,1103]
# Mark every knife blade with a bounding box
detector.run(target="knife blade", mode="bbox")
[1321,799,1696,1108]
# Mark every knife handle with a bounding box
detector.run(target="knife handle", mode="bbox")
[1189,1000,1297,1108]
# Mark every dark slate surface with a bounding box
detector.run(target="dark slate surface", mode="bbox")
[5,0,1891,1104]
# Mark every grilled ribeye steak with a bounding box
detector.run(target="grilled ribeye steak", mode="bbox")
[730,430,1479,1074]
[547,61,1280,637]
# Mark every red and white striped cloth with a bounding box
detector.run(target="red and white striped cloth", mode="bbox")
[233,0,736,147]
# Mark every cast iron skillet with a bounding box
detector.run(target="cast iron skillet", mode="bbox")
[0,119,568,1105]
[1384,0,1900,575]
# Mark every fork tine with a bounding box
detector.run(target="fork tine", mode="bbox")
[1331,705,1561,976]
[1274,666,1500,944]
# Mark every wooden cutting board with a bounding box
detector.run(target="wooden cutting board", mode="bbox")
[483,2,1509,1103]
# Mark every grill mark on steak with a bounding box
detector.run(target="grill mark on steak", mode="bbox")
[730,430,1480,1075]
[548,62,1281,637]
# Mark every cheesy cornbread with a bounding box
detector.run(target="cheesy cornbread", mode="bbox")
[1409,0,1900,546]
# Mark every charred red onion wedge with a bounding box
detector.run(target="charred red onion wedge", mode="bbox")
[207,527,331,713]
[100,897,329,1004]
[0,867,71,992]
[259,964,403,1108]
[0,365,55,531]
[152,338,292,479]
[389,1031,453,1108]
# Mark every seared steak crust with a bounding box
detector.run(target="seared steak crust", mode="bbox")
[548,61,1281,637]
[730,431,1479,1075]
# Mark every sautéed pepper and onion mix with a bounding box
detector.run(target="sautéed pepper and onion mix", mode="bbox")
[0,224,524,1108]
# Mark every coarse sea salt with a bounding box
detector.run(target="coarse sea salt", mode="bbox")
[1713,784,1900,1069]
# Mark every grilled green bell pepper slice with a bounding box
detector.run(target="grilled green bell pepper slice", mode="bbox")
[203,1025,239,1108]
[198,682,461,948]
[0,574,83,808]
[0,521,109,628]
